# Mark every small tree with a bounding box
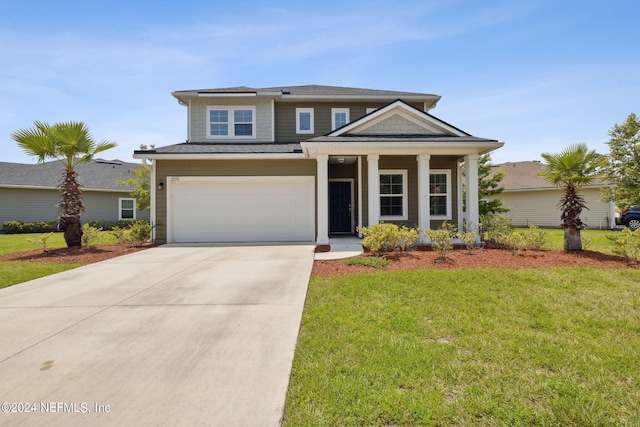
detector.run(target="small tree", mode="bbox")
[11,121,117,247]
[463,154,509,216]
[602,113,640,210]
[118,144,153,211]
[538,143,607,251]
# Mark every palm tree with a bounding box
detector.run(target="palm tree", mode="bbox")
[538,143,607,251]
[11,121,117,247]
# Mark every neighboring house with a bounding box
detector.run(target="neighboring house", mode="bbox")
[133,85,504,244]
[0,159,150,226]
[490,161,616,229]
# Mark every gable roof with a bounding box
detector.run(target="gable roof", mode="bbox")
[172,84,441,105]
[0,159,143,191]
[301,99,503,156]
[494,161,610,191]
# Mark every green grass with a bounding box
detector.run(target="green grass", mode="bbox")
[344,255,388,269]
[0,232,117,289]
[283,268,640,426]
[516,228,619,254]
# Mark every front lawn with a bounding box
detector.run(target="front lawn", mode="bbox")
[0,232,118,289]
[284,267,640,426]
[518,227,619,254]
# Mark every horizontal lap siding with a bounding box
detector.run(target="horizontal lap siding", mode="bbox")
[495,188,612,228]
[155,159,317,243]
[189,98,273,142]
[275,102,424,142]
[0,188,148,224]
[362,156,459,229]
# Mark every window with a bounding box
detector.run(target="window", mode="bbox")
[379,170,408,220]
[207,106,255,138]
[332,108,350,130]
[296,108,314,134]
[429,170,451,219]
[119,198,136,220]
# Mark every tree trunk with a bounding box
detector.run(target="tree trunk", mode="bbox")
[57,168,84,248]
[563,225,582,251]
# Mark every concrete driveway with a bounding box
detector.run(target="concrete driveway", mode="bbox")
[0,243,315,427]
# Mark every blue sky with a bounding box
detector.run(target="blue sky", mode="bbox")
[1,0,638,165]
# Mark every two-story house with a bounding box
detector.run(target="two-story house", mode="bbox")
[133,85,504,244]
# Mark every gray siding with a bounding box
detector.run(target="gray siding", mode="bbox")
[155,159,317,243]
[362,155,459,228]
[188,97,273,142]
[0,187,149,226]
[275,101,425,142]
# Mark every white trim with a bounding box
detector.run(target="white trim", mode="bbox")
[417,154,431,241]
[331,108,350,130]
[150,159,156,241]
[296,108,314,134]
[367,155,380,226]
[198,93,257,97]
[119,197,137,220]
[457,160,463,230]
[366,107,377,114]
[357,156,363,237]
[187,99,192,141]
[316,155,329,244]
[206,106,256,139]
[271,99,275,141]
[379,169,408,221]
[429,169,452,220]
[328,100,467,137]
[133,153,306,160]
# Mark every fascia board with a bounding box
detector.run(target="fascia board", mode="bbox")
[300,141,504,157]
[132,153,307,160]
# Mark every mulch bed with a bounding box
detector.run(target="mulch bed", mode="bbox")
[312,248,638,277]
[0,242,157,264]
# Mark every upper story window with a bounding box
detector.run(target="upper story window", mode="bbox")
[429,170,451,219]
[379,170,408,220]
[332,108,350,130]
[296,108,314,134]
[207,106,255,138]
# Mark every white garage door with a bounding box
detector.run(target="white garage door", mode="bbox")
[167,176,315,243]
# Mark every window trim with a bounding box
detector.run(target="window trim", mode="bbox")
[429,169,452,220]
[296,108,314,134]
[119,197,136,221]
[379,169,408,221]
[206,106,256,139]
[331,108,350,130]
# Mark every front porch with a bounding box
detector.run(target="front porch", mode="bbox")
[314,153,481,245]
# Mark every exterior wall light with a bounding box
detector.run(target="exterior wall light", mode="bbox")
[158,182,164,190]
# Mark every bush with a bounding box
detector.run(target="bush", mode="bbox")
[501,224,547,255]
[426,222,457,261]
[503,232,527,256]
[2,220,58,234]
[479,214,513,248]
[84,219,150,231]
[81,223,103,246]
[398,225,420,252]
[111,221,153,245]
[359,223,401,256]
[26,232,55,251]
[608,228,640,261]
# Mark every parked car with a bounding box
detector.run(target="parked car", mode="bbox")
[618,206,640,230]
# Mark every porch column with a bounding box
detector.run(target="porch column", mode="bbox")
[316,154,329,244]
[417,154,431,243]
[465,154,480,234]
[367,154,380,226]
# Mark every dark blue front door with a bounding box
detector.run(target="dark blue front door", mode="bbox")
[330,181,352,233]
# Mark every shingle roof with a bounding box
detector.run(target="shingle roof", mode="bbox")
[173,84,439,99]
[0,159,143,190]
[494,161,609,190]
[138,142,303,155]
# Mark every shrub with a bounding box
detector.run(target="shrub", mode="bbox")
[81,223,103,246]
[426,222,457,261]
[26,232,54,251]
[2,220,58,234]
[522,224,547,250]
[344,255,388,269]
[608,228,640,261]
[503,232,527,256]
[359,223,402,256]
[111,222,153,245]
[398,225,420,252]
[479,214,513,248]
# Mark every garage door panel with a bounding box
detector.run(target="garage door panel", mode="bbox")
[168,177,315,243]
